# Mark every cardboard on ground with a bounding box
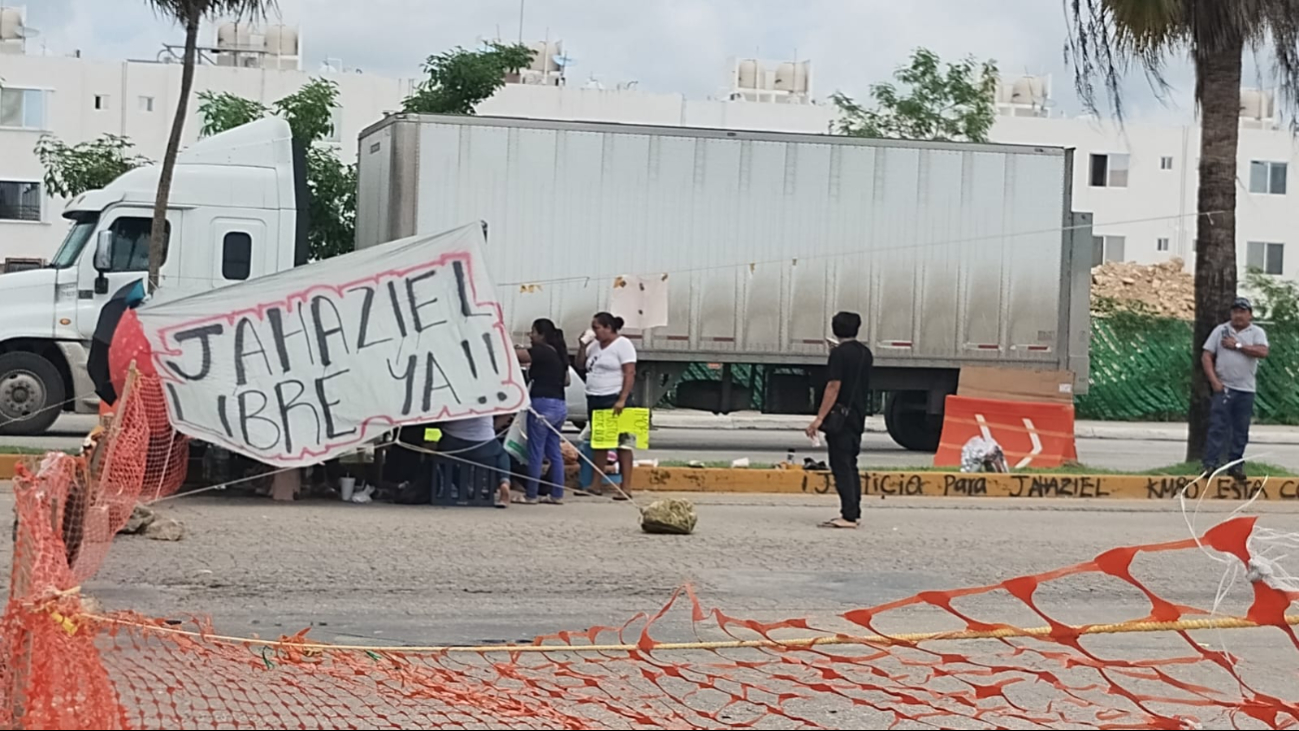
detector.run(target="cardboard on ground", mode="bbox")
[591,408,651,449]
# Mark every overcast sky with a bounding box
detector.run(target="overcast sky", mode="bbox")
[29,0,1208,123]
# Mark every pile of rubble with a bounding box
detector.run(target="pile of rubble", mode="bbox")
[1091,257,1194,319]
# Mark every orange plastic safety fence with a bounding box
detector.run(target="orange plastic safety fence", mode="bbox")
[5,385,1299,729]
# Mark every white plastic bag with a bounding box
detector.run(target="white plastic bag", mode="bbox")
[504,411,529,464]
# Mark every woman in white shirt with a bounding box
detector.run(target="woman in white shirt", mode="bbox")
[578,312,637,498]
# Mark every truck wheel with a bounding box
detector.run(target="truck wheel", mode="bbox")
[0,352,66,436]
[884,391,942,452]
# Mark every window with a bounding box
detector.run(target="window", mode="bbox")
[104,217,170,272]
[0,87,47,129]
[1157,237,1170,252]
[1160,156,1174,170]
[1247,241,1285,275]
[222,231,252,280]
[139,96,154,112]
[1092,235,1127,266]
[1089,153,1129,187]
[0,181,41,221]
[94,94,108,111]
[1249,160,1288,195]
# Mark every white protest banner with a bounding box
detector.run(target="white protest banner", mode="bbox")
[136,223,528,466]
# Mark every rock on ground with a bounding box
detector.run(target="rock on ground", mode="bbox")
[640,498,697,535]
[143,517,184,542]
[119,505,156,535]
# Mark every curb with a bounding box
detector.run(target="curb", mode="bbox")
[634,467,1299,501]
[0,454,23,480]
[3,456,1291,503]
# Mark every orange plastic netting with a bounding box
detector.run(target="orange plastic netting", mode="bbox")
[3,377,1299,729]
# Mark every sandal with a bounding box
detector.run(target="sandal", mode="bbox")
[496,485,511,508]
[817,518,858,529]
[541,496,564,505]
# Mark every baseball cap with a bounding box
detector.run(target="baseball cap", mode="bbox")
[1232,297,1252,311]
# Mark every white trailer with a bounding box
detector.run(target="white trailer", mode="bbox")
[357,115,1092,451]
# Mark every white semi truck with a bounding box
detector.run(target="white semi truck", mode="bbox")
[2,114,1093,452]
[0,118,309,435]
[355,115,1094,450]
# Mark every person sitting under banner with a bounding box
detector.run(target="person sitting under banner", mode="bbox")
[436,415,514,508]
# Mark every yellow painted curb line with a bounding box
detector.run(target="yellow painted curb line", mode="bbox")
[633,467,1299,501]
[0,454,23,480]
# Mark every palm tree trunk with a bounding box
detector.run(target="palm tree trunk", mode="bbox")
[147,14,200,291]
[1186,39,1243,463]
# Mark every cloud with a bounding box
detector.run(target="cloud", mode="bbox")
[25,0,1204,121]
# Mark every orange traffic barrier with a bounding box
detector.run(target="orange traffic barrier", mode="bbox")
[934,394,1078,469]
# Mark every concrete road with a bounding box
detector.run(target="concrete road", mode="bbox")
[3,491,1296,643]
[13,413,1299,473]
[2,489,1297,727]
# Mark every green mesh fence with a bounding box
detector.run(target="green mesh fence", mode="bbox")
[1076,318,1299,424]
[1074,318,1195,422]
[666,318,1299,423]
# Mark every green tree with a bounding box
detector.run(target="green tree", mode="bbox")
[1065,1,1299,463]
[195,91,268,136]
[402,42,535,114]
[144,0,273,290]
[34,134,149,198]
[1245,267,1299,329]
[831,48,999,142]
[196,78,355,260]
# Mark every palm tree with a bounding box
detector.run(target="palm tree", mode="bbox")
[144,0,274,290]
[1066,1,1299,462]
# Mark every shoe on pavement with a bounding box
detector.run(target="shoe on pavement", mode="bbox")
[817,518,859,529]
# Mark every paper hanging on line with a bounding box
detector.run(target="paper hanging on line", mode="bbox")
[135,222,529,467]
[590,407,651,449]
[610,274,669,330]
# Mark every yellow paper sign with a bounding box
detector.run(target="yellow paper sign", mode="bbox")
[423,427,443,443]
[590,408,650,449]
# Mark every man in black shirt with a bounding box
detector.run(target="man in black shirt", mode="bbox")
[806,311,873,528]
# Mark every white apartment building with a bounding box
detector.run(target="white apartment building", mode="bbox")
[5,21,1298,281]
[0,36,836,264]
[989,85,1296,279]
[0,43,409,263]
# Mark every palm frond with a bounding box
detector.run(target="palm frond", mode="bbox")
[1063,0,1185,119]
[1067,0,1299,119]
[142,0,277,24]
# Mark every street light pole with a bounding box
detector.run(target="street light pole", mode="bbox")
[517,0,525,44]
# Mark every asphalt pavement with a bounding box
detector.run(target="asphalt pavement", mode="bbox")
[1,488,1296,729]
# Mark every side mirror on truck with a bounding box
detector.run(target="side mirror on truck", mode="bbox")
[92,231,112,295]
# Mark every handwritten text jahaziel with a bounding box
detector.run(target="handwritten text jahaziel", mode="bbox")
[139,225,527,466]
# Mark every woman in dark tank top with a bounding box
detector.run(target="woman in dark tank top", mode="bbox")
[515,319,570,504]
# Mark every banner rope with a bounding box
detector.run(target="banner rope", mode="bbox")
[67,610,1299,656]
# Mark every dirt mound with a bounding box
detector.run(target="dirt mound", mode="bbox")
[1091,258,1194,318]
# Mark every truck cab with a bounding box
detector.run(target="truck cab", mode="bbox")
[0,118,306,434]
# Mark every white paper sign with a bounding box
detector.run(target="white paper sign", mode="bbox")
[137,223,528,466]
[609,274,669,330]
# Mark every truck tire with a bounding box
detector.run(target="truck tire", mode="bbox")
[884,391,942,452]
[0,352,66,436]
